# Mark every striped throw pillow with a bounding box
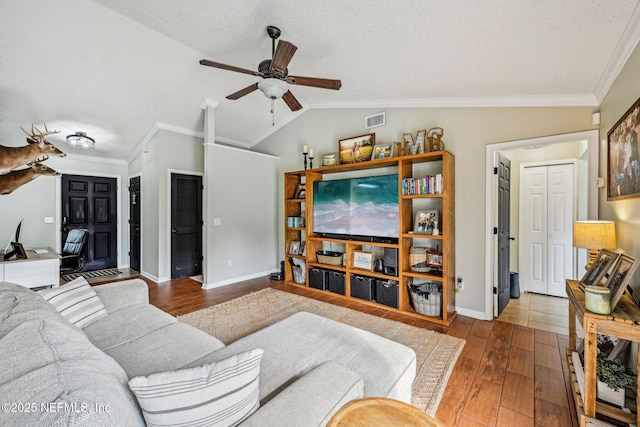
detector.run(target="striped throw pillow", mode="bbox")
[38,277,108,329]
[129,348,264,427]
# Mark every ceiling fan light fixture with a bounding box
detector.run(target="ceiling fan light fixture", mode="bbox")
[66,131,95,149]
[258,78,288,100]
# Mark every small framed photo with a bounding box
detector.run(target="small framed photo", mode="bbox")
[12,242,27,259]
[294,183,306,199]
[413,210,439,234]
[605,254,640,310]
[372,143,394,160]
[579,249,619,287]
[298,241,306,256]
[321,153,338,167]
[353,251,374,270]
[289,241,300,255]
[338,133,375,164]
[427,251,443,268]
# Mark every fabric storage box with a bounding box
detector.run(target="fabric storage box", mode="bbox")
[376,279,399,308]
[328,271,346,295]
[350,275,375,301]
[309,268,329,290]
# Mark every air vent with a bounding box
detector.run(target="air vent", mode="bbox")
[365,112,385,129]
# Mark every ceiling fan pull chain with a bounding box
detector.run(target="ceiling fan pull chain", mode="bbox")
[271,99,275,126]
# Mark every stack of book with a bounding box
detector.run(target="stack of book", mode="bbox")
[402,174,443,195]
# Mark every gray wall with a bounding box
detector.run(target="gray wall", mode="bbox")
[256,106,596,315]
[599,39,640,274]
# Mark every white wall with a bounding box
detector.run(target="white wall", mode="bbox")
[256,106,597,316]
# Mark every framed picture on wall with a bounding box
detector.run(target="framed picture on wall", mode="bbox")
[607,96,640,200]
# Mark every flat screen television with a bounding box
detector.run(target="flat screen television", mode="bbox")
[313,174,398,242]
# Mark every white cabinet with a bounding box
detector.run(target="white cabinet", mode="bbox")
[0,247,60,288]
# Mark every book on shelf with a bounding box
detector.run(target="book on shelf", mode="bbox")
[402,174,443,195]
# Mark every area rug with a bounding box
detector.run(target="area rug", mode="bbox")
[60,268,122,282]
[178,288,465,416]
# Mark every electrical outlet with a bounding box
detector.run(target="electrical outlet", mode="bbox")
[456,277,464,291]
[44,217,54,224]
[227,259,233,267]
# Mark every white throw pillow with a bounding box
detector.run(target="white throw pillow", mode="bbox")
[129,348,264,427]
[38,277,108,329]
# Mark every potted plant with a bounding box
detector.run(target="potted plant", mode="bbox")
[596,358,636,406]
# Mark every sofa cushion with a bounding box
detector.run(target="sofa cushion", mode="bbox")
[129,348,264,427]
[103,322,226,378]
[84,303,178,350]
[38,277,107,328]
[0,283,144,426]
[186,312,416,404]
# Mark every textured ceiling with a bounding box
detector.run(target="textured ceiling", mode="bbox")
[1,0,639,161]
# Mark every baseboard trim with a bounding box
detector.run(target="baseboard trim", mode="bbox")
[456,306,491,321]
[202,269,276,290]
[140,271,160,283]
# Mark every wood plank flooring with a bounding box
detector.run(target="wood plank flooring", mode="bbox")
[134,275,579,426]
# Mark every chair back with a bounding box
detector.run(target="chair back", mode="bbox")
[62,229,88,256]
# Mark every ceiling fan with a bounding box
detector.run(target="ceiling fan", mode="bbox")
[200,26,341,113]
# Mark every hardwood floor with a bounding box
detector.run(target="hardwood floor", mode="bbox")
[137,275,579,426]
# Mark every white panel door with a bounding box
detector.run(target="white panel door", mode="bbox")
[547,164,574,296]
[521,163,574,296]
[522,167,548,294]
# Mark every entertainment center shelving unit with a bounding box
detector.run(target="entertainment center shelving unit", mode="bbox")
[284,150,456,326]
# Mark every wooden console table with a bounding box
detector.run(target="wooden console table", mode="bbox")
[0,247,60,288]
[566,279,640,426]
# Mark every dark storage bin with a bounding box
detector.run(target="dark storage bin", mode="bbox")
[309,268,329,290]
[510,272,520,299]
[350,275,375,301]
[328,271,346,295]
[376,279,399,308]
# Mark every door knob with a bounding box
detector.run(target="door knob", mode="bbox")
[509,237,516,241]
[171,229,177,233]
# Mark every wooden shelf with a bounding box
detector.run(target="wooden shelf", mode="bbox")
[283,151,455,326]
[566,279,640,426]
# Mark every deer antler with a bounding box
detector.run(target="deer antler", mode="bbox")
[20,123,60,143]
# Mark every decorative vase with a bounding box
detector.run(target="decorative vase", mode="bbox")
[374,259,385,273]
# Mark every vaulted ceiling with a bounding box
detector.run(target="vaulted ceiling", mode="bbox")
[1,0,639,161]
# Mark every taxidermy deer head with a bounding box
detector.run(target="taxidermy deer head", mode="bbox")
[0,124,66,175]
[0,163,60,195]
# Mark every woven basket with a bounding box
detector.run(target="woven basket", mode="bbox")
[409,247,430,272]
[316,251,343,266]
[290,258,306,284]
[409,282,442,317]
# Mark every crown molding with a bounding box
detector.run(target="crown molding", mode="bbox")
[310,94,598,109]
[594,3,640,103]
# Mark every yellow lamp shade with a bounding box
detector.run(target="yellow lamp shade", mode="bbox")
[573,221,617,249]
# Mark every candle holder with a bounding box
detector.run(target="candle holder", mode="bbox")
[302,149,308,170]
[309,154,314,169]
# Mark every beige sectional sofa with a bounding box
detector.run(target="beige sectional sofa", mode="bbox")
[0,279,416,426]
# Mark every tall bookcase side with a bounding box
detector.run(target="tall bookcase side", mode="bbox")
[284,171,305,285]
[442,151,456,318]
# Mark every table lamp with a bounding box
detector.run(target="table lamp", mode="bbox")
[573,220,617,270]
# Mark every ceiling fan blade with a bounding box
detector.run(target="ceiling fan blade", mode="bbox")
[287,75,342,90]
[282,91,302,111]
[226,83,259,100]
[270,40,297,72]
[200,59,262,77]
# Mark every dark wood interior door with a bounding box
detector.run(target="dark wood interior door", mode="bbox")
[170,174,202,279]
[497,152,512,316]
[129,176,141,272]
[62,174,117,271]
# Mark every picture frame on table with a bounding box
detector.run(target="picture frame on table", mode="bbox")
[338,133,375,164]
[353,251,374,270]
[607,96,640,200]
[372,143,394,160]
[426,251,443,268]
[413,210,439,234]
[298,241,306,257]
[11,242,27,259]
[321,153,338,167]
[605,254,640,310]
[579,249,619,288]
[289,241,300,255]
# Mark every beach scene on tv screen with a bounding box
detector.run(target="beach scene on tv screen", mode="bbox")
[313,174,399,238]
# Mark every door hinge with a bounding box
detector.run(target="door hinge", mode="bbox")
[493,227,498,235]
[493,167,498,175]
[493,287,497,294]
